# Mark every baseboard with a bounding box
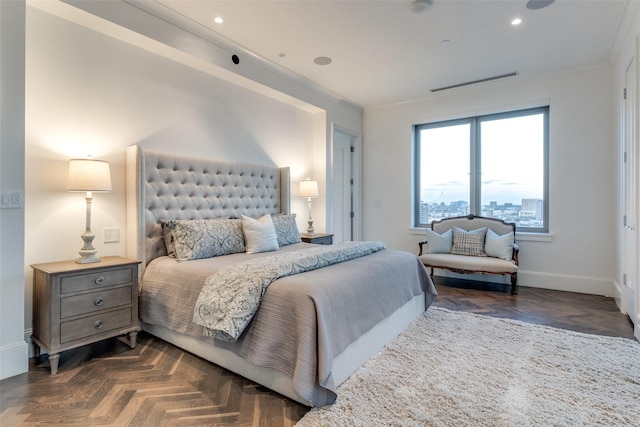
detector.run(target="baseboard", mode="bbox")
[518,270,615,297]
[434,269,615,297]
[24,328,37,358]
[611,280,624,311]
[0,339,29,380]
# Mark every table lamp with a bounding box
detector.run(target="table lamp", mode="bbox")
[66,158,112,263]
[299,179,319,234]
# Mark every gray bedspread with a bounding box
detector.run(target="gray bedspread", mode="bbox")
[139,242,437,406]
[193,241,387,342]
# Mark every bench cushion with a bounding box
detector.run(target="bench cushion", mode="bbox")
[419,253,518,274]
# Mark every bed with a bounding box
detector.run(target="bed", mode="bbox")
[125,145,437,406]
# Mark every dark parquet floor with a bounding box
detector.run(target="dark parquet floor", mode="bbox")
[1,277,635,426]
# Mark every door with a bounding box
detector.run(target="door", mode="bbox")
[332,128,356,243]
[622,52,639,337]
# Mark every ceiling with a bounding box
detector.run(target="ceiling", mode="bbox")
[154,0,629,108]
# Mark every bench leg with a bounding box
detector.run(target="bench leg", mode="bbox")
[511,273,518,296]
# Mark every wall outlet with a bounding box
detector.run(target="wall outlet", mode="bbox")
[104,227,120,243]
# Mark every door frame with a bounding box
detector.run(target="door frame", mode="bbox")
[331,124,362,241]
[620,37,640,340]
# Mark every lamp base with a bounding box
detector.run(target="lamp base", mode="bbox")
[306,220,316,234]
[76,232,101,264]
[76,253,100,264]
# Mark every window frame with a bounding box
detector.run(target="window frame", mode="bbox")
[413,106,549,233]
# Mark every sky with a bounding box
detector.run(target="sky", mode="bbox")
[420,112,544,206]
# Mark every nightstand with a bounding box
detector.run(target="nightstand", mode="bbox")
[300,233,333,245]
[31,256,140,375]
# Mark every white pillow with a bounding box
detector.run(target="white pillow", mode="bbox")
[424,228,453,254]
[484,228,514,260]
[241,214,279,254]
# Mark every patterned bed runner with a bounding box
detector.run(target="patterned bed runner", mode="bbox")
[192,241,386,342]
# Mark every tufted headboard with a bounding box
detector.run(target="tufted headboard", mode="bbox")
[125,145,290,274]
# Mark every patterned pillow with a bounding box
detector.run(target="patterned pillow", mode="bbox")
[241,214,279,254]
[450,226,488,257]
[161,221,177,257]
[271,214,301,247]
[161,218,245,261]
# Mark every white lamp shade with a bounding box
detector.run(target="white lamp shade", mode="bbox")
[299,180,319,198]
[66,158,112,192]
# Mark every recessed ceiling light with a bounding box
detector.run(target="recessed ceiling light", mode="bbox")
[511,18,522,26]
[214,16,224,24]
[527,0,555,10]
[314,56,332,66]
[411,0,433,14]
[440,39,451,46]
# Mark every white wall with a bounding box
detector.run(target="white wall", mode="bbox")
[363,64,616,296]
[4,0,362,379]
[0,0,29,380]
[51,0,363,237]
[23,5,316,328]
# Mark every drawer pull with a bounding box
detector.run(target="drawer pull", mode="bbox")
[94,320,103,329]
[94,276,105,285]
[94,297,104,306]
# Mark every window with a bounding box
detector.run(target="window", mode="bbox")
[414,106,549,232]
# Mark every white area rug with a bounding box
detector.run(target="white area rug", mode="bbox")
[296,307,640,427]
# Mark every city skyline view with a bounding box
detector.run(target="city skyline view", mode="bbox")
[416,109,546,230]
[419,198,544,229]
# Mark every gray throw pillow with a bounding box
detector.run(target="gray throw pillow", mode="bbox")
[484,228,514,260]
[424,228,453,254]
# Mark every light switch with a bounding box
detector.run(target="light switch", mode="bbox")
[1,190,23,209]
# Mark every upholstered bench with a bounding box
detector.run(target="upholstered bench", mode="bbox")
[418,214,519,295]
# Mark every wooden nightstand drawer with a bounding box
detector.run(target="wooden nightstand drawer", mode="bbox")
[60,286,132,319]
[31,256,141,375]
[60,307,132,344]
[61,267,134,294]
